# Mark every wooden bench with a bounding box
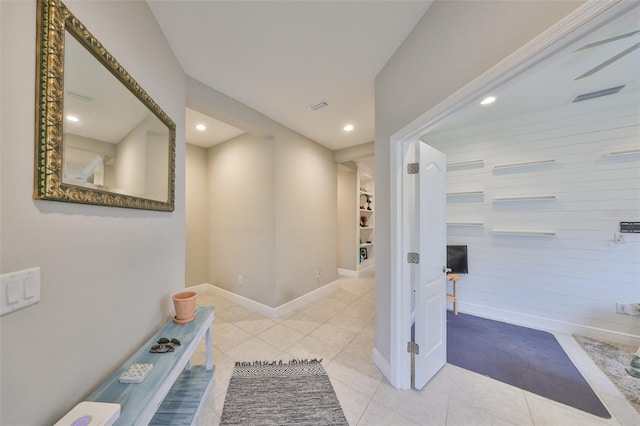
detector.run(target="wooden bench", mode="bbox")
[86,306,215,425]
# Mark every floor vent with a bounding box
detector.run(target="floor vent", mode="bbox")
[572,85,625,103]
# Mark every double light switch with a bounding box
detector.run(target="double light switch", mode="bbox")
[1,267,41,316]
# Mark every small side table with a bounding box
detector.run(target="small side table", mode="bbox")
[447,274,460,315]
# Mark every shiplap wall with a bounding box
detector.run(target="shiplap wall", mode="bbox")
[425,91,640,343]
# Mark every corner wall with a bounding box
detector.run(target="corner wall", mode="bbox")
[186,78,338,308]
[186,143,209,286]
[0,1,186,424]
[374,0,584,366]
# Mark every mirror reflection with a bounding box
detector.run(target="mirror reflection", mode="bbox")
[63,32,169,202]
[34,0,175,211]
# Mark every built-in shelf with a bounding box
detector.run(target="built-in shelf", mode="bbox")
[360,226,374,230]
[492,229,556,237]
[447,222,484,227]
[604,149,640,158]
[360,191,374,197]
[493,159,556,171]
[360,209,374,213]
[447,159,484,170]
[447,190,484,197]
[493,195,556,202]
[360,243,373,248]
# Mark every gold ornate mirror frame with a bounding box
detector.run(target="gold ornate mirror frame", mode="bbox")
[34,0,176,211]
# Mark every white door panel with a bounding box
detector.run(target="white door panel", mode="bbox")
[414,141,447,390]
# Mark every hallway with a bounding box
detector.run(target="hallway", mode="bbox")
[191,275,637,425]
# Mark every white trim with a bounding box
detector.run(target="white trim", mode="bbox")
[190,280,342,319]
[459,302,640,347]
[337,268,358,277]
[273,279,342,317]
[388,0,629,390]
[357,263,375,276]
[372,347,391,380]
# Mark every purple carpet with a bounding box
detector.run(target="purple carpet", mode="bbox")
[446,311,610,418]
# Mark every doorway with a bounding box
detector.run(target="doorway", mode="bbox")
[387,0,637,390]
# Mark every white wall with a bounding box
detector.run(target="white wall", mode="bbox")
[0,1,186,424]
[186,143,209,286]
[427,92,640,341]
[374,0,584,364]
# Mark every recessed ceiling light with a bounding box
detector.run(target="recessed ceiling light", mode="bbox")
[196,124,206,131]
[480,96,496,105]
[66,115,79,122]
[343,124,354,132]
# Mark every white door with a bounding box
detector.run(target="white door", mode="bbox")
[413,141,447,390]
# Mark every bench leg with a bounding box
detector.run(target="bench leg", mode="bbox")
[205,325,212,371]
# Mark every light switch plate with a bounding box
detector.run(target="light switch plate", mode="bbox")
[1,267,41,316]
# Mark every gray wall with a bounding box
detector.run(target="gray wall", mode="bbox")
[0,1,186,424]
[374,0,584,364]
[274,134,338,306]
[337,166,357,271]
[186,143,210,286]
[207,134,277,306]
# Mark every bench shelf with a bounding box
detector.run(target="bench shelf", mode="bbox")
[86,306,215,425]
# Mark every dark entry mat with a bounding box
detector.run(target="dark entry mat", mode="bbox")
[447,311,610,418]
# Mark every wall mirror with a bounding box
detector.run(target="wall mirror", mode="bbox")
[34,0,176,211]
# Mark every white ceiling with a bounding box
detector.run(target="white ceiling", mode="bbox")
[148,0,433,150]
[431,6,640,134]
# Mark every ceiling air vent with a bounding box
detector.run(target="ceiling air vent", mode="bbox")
[572,85,625,103]
[308,101,328,111]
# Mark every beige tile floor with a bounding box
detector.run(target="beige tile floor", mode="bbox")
[191,275,639,426]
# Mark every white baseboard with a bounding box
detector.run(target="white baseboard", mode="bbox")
[274,279,342,317]
[337,268,358,277]
[373,346,391,382]
[459,302,640,347]
[191,280,341,319]
[357,264,375,276]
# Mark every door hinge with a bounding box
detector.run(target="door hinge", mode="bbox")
[407,252,419,264]
[407,341,420,354]
[407,163,419,174]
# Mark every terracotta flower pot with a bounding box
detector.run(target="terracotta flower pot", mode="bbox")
[172,291,197,324]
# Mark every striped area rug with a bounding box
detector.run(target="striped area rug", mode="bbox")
[220,359,348,426]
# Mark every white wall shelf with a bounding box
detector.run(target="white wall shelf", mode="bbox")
[492,229,556,237]
[447,190,484,197]
[604,149,640,157]
[493,195,556,202]
[447,159,484,170]
[447,222,484,227]
[493,159,556,171]
[357,167,374,272]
